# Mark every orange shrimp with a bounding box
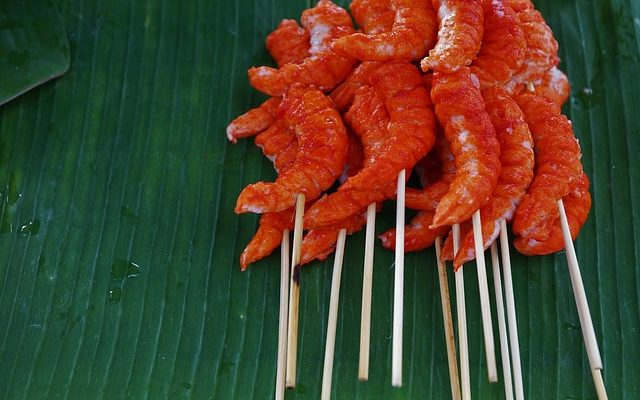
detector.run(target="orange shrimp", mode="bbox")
[330,61,381,111]
[235,85,348,214]
[226,97,280,143]
[350,0,395,34]
[240,209,295,270]
[421,0,484,73]
[266,19,311,67]
[341,61,437,192]
[505,0,559,91]
[532,66,570,107]
[379,210,450,252]
[430,66,501,228]
[513,93,583,241]
[304,84,396,228]
[469,0,526,88]
[448,87,534,268]
[248,0,356,96]
[254,119,298,173]
[514,172,590,255]
[440,220,472,260]
[300,213,367,265]
[339,131,365,183]
[332,0,438,61]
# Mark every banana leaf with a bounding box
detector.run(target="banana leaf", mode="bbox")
[0,0,639,399]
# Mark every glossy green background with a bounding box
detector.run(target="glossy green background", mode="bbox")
[0,0,639,398]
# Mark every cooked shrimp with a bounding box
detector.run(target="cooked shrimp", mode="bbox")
[267,19,311,67]
[248,0,356,96]
[512,93,583,241]
[532,66,570,106]
[339,131,366,183]
[350,0,395,34]
[254,119,298,173]
[300,213,367,265]
[505,0,559,91]
[514,172,590,255]
[421,0,484,73]
[440,220,472,260]
[449,87,534,268]
[341,61,437,192]
[305,84,396,228]
[469,0,526,88]
[226,97,280,143]
[430,66,501,228]
[330,61,381,111]
[240,209,295,270]
[379,210,450,252]
[332,0,438,61]
[235,85,348,214]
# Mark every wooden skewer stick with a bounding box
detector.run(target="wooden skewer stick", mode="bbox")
[453,224,471,400]
[499,219,524,400]
[490,241,514,400]
[557,199,607,399]
[435,236,462,400]
[359,202,377,381]
[392,169,406,387]
[275,229,290,400]
[471,211,498,382]
[321,229,347,400]
[285,193,305,388]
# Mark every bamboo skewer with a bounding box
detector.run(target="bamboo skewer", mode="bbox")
[275,229,291,400]
[490,241,514,400]
[392,169,406,387]
[453,224,471,400]
[435,236,462,400]
[557,199,607,399]
[285,193,305,388]
[499,219,524,400]
[359,202,377,381]
[471,211,498,382]
[320,229,347,400]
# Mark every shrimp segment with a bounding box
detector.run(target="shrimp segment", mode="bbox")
[240,209,295,270]
[305,84,396,228]
[470,0,526,88]
[300,213,367,265]
[248,0,356,96]
[450,87,534,268]
[379,211,449,252]
[254,120,298,173]
[341,61,437,192]
[514,172,591,255]
[350,0,395,34]
[330,61,381,111]
[532,66,570,107]
[332,0,438,61]
[235,85,348,214]
[430,67,501,228]
[267,19,311,67]
[513,93,583,241]
[421,0,484,73]
[226,97,280,143]
[505,0,559,90]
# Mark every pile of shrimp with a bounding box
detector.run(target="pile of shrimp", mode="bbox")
[227,0,590,271]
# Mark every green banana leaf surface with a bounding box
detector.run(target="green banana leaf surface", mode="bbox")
[1,0,639,398]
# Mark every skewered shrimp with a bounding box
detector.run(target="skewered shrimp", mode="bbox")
[330,61,381,111]
[470,0,526,88]
[350,0,395,34]
[514,172,591,255]
[446,87,535,268]
[254,119,298,173]
[379,210,449,252]
[241,209,295,270]
[300,213,367,265]
[267,19,311,67]
[226,97,280,143]
[421,0,484,73]
[332,0,438,61]
[532,66,570,107]
[235,85,348,214]
[249,0,356,96]
[305,84,396,228]
[430,66,501,228]
[341,61,437,192]
[513,93,583,241]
